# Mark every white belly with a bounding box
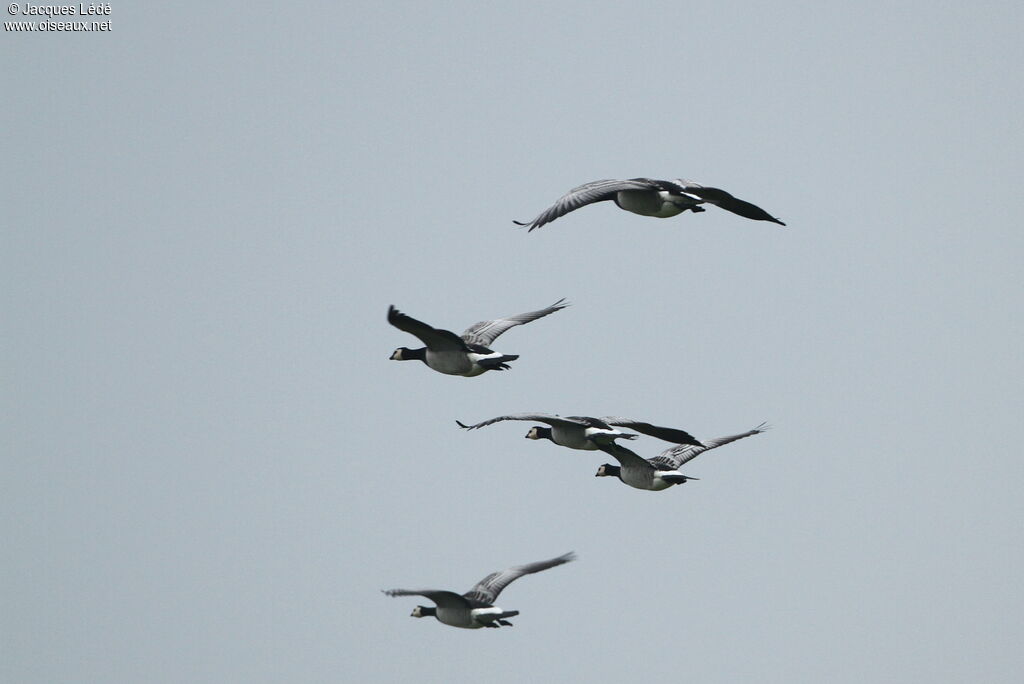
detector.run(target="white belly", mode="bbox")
[436,606,481,629]
[616,190,690,218]
[549,425,629,450]
[620,469,656,489]
[425,349,473,375]
[470,606,505,626]
[550,425,598,450]
[582,426,627,447]
[648,475,675,491]
[426,349,499,377]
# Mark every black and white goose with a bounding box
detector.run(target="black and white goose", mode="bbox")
[595,423,769,491]
[388,299,568,377]
[514,178,785,231]
[382,551,576,629]
[456,413,702,450]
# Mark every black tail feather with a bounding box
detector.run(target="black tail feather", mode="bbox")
[478,354,519,371]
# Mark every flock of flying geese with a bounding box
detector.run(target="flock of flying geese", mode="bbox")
[382,177,782,630]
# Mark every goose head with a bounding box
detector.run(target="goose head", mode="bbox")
[525,426,553,441]
[410,605,435,618]
[390,347,425,361]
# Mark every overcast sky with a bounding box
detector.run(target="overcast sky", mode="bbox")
[4,2,1023,682]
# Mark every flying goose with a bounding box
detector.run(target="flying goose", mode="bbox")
[514,178,785,231]
[382,551,576,629]
[595,423,769,491]
[456,413,703,450]
[388,299,568,377]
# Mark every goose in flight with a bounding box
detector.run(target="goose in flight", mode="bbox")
[515,178,785,231]
[595,423,769,491]
[388,299,568,377]
[456,413,702,450]
[382,551,576,629]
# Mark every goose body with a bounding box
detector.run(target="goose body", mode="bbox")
[383,552,576,629]
[595,423,768,491]
[531,419,627,450]
[515,178,785,231]
[388,299,568,377]
[456,413,702,450]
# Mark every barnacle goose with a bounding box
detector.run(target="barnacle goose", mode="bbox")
[515,178,785,231]
[595,423,769,491]
[456,413,702,450]
[382,552,576,629]
[388,299,568,377]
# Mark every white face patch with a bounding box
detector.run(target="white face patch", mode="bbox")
[390,349,403,360]
[526,427,539,439]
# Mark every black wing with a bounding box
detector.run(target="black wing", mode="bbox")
[388,305,468,352]
[678,181,785,225]
[600,417,703,447]
[597,442,656,471]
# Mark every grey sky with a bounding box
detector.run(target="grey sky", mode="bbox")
[4,2,1023,682]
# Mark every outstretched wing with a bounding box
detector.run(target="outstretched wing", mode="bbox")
[599,417,703,447]
[388,306,468,351]
[381,588,472,610]
[597,442,655,471]
[514,179,657,231]
[460,299,569,347]
[463,552,577,604]
[677,181,785,225]
[456,413,591,431]
[653,423,770,469]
